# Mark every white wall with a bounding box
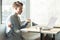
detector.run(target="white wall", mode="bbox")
[30,0,60,26]
[55,0,60,26]
[0,24,5,40]
[48,0,60,26]
[30,0,48,25]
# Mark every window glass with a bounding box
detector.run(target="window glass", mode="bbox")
[2,0,26,24]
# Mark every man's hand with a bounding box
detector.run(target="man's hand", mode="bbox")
[8,22,12,28]
[26,19,31,23]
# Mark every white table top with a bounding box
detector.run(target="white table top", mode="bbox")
[41,28,60,34]
[21,26,60,34]
[21,27,40,32]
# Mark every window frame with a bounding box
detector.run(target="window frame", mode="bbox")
[0,0,2,24]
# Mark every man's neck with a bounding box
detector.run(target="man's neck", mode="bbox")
[15,13,18,15]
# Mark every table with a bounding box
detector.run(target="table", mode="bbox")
[21,26,40,33]
[40,28,60,40]
[21,26,60,40]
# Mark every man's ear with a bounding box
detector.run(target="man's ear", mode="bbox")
[15,7,17,10]
[13,7,17,13]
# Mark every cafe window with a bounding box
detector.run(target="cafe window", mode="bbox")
[2,0,26,24]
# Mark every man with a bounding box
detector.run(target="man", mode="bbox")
[6,1,31,40]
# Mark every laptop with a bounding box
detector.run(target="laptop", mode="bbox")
[42,17,57,30]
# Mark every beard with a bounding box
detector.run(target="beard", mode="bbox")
[18,11,22,15]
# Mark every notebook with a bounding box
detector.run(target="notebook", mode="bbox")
[42,17,57,30]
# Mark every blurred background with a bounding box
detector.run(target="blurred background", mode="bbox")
[0,0,60,40]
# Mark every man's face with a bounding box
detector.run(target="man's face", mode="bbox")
[15,6,23,15]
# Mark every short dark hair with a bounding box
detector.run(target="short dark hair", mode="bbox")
[12,1,23,8]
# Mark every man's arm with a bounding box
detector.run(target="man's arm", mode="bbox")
[20,22,29,29]
[20,19,31,29]
[10,16,30,30]
[10,16,31,33]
